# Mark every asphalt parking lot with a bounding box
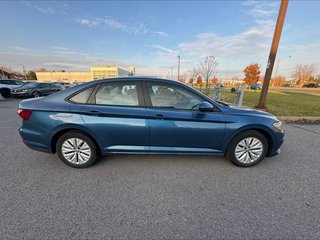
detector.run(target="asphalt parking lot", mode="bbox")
[0,98,320,239]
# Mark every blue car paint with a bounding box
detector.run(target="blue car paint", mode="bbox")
[18,77,284,158]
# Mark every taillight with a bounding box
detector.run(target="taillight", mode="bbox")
[17,109,32,121]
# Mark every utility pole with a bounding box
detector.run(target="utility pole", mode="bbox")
[257,0,289,109]
[177,55,180,81]
[22,65,27,80]
[272,58,280,86]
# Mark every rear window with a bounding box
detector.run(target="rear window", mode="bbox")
[68,86,94,104]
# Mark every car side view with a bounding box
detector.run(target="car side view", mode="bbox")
[17,77,284,168]
[11,82,62,98]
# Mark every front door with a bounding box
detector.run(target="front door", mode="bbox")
[145,81,226,154]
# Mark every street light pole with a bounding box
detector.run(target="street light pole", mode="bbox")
[257,0,289,109]
[177,55,180,81]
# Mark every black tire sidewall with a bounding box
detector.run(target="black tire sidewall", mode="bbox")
[56,132,97,168]
[227,130,268,167]
[33,91,40,98]
[0,89,10,98]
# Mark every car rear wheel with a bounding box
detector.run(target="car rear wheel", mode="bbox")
[226,130,267,167]
[56,131,98,168]
[32,91,41,98]
[0,88,10,98]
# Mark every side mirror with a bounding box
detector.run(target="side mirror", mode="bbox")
[199,101,214,112]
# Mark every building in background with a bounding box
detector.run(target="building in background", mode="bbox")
[36,65,135,82]
[36,71,92,82]
[91,65,135,80]
[0,67,24,79]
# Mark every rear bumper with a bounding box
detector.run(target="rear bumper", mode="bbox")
[19,127,53,153]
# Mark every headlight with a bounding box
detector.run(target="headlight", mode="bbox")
[273,121,283,132]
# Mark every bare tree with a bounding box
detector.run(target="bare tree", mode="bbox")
[36,68,48,72]
[198,56,218,89]
[187,67,199,86]
[291,64,316,85]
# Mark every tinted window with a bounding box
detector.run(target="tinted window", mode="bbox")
[148,83,203,110]
[24,83,38,87]
[95,82,139,106]
[0,80,12,85]
[69,87,94,104]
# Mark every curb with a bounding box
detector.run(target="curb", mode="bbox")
[278,116,320,123]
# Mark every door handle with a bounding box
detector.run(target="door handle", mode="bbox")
[154,114,165,119]
[85,110,103,116]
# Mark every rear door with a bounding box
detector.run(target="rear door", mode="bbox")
[144,81,226,154]
[79,81,150,154]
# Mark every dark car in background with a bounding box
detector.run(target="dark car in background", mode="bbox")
[302,83,319,88]
[17,77,284,168]
[11,82,62,98]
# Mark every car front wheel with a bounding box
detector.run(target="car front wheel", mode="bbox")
[226,130,267,167]
[32,91,41,98]
[56,131,98,168]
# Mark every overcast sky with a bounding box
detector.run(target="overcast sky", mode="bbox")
[0,0,319,78]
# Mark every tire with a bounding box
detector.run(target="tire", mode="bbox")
[56,131,98,168]
[32,91,41,98]
[226,130,268,167]
[0,88,10,98]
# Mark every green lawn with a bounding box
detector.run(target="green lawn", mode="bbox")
[241,91,320,116]
[197,88,320,116]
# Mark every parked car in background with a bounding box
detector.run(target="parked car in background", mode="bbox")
[250,83,262,90]
[0,79,25,98]
[282,83,294,87]
[17,77,284,168]
[302,83,319,88]
[11,82,62,98]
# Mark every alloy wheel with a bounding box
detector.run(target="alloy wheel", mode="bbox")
[61,138,92,165]
[235,137,263,163]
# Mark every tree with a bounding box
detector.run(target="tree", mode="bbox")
[196,75,203,85]
[178,77,185,83]
[243,63,261,85]
[26,71,37,80]
[185,67,199,86]
[198,56,218,90]
[291,64,316,85]
[271,76,286,86]
[36,68,48,72]
[210,76,218,85]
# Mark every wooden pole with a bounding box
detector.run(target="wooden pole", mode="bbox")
[257,0,289,109]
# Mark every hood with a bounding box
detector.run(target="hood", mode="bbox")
[226,105,278,120]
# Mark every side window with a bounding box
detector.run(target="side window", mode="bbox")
[95,82,139,106]
[68,86,94,104]
[148,83,203,110]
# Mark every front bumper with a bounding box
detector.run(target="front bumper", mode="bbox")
[11,91,32,97]
[268,131,285,157]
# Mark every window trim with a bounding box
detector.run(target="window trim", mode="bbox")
[66,84,99,105]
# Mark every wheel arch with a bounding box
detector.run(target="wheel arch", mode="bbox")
[225,126,274,157]
[0,87,11,98]
[50,128,102,155]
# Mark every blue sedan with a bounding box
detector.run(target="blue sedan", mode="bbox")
[17,77,284,168]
